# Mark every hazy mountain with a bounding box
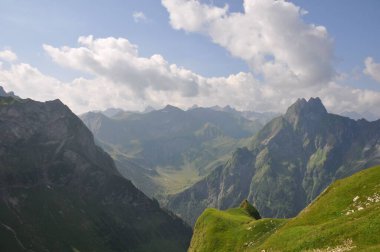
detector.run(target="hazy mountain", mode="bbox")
[80,105,262,199]
[189,165,380,251]
[0,96,191,252]
[167,97,380,225]
[341,110,378,121]
[143,105,156,113]
[0,86,18,98]
[101,107,125,117]
[207,105,278,124]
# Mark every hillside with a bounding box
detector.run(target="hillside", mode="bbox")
[168,97,380,225]
[80,105,263,199]
[189,165,380,251]
[0,96,191,252]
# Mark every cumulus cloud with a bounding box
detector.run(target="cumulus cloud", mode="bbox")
[132,11,147,23]
[364,57,380,83]
[162,0,335,88]
[43,36,200,97]
[0,46,379,118]
[0,49,18,62]
[0,36,379,118]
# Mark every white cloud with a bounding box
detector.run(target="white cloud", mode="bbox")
[43,36,201,97]
[0,49,18,62]
[162,0,335,88]
[0,36,379,119]
[132,11,147,23]
[364,57,380,83]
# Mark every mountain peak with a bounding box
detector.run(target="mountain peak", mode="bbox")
[0,86,18,98]
[285,97,327,123]
[0,86,6,96]
[162,104,183,112]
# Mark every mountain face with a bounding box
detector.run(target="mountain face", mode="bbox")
[190,165,380,252]
[168,97,380,225]
[80,105,262,198]
[0,96,191,252]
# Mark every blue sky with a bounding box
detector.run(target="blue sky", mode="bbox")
[0,0,380,117]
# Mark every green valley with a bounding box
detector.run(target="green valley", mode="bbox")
[81,105,263,200]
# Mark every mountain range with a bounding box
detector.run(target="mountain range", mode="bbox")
[167,97,380,225]
[1,85,380,251]
[80,105,265,200]
[0,95,191,251]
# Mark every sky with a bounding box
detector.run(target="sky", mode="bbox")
[0,0,380,118]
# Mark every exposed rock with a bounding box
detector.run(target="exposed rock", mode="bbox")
[0,96,192,252]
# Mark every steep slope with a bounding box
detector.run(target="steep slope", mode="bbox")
[80,105,261,198]
[190,165,380,252]
[168,97,380,225]
[188,200,280,252]
[0,96,191,252]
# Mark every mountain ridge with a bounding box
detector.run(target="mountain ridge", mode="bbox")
[0,96,192,251]
[167,97,380,225]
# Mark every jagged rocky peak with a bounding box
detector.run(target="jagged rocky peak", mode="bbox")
[285,97,327,124]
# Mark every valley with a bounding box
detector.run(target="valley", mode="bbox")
[81,105,264,200]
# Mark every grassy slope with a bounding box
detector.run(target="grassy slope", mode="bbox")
[257,165,380,251]
[190,165,380,252]
[189,207,286,252]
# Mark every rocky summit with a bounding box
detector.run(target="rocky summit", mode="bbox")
[0,96,191,252]
[167,97,380,225]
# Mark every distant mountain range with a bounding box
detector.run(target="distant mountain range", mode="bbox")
[189,165,380,251]
[80,105,265,199]
[0,96,191,251]
[167,97,380,225]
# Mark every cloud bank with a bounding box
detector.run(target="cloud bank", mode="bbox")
[0,0,379,119]
[162,0,335,88]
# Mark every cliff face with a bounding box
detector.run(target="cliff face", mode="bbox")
[0,97,191,252]
[168,97,380,225]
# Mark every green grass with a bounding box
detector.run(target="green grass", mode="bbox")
[189,205,286,252]
[257,165,380,251]
[154,164,202,194]
[190,165,380,252]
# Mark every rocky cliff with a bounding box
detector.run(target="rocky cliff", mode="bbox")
[0,96,192,252]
